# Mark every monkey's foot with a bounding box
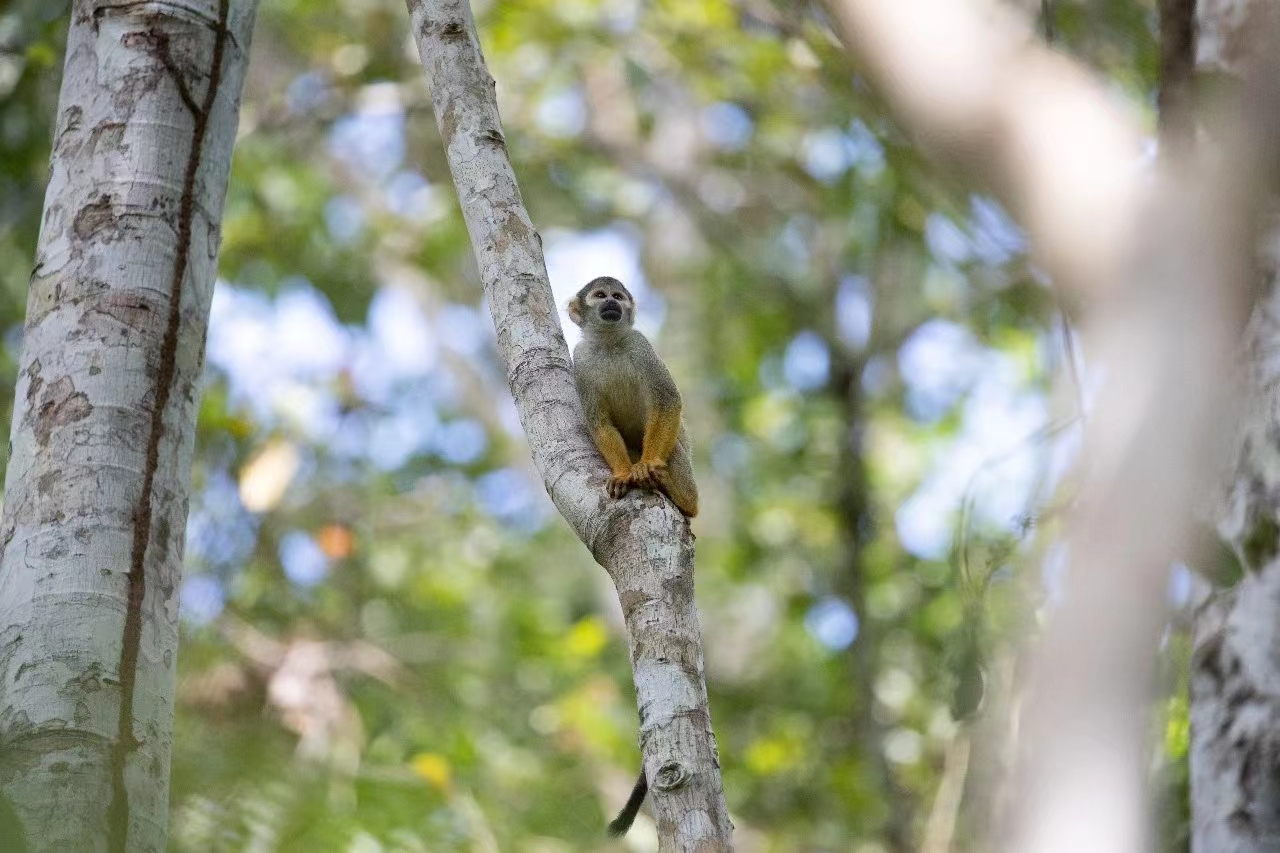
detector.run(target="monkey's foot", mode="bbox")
[608,474,634,499]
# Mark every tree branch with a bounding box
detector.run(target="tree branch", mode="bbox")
[401,1,733,849]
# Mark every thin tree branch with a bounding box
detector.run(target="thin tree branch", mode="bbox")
[400,1,733,850]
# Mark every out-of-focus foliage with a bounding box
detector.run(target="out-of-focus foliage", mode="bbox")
[0,0,1195,850]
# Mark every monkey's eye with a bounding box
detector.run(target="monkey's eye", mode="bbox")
[612,293,624,301]
[593,291,606,299]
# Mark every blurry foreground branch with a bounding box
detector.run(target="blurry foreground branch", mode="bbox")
[401,1,733,850]
[824,1,1280,851]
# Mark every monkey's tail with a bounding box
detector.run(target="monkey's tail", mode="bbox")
[607,769,648,837]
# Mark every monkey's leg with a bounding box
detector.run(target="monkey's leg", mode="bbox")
[657,439,699,518]
[591,424,639,498]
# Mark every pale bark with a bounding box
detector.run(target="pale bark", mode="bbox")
[401,1,732,850]
[1190,3,1280,850]
[0,2,258,851]
[824,2,1280,853]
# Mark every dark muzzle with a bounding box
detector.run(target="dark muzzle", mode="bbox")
[599,300,623,322]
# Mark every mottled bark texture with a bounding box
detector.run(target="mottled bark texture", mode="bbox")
[402,1,732,850]
[0,2,258,851]
[1191,5,1280,850]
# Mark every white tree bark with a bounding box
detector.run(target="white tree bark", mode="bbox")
[1190,3,1280,850]
[402,1,733,849]
[0,2,258,851]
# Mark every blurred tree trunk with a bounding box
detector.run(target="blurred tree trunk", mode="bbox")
[1189,1,1280,849]
[402,1,734,850]
[0,2,258,851]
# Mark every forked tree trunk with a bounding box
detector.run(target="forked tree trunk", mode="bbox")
[402,1,734,850]
[0,2,258,851]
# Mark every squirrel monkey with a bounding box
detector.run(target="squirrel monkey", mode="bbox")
[568,276,699,519]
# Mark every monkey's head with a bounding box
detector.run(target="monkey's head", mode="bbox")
[568,276,635,331]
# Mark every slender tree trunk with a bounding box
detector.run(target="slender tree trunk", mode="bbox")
[402,1,733,849]
[0,3,258,851]
[1189,3,1280,848]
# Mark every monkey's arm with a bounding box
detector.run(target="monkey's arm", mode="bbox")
[640,407,682,466]
[591,422,634,478]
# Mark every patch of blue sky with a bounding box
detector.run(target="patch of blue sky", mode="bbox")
[348,286,438,405]
[434,419,488,465]
[805,596,859,651]
[861,355,893,398]
[207,281,349,413]
[185,470,259,568]
[924,213,972,266]
[275,282,350,376]
[329,87,405,183]
[895,352,1048,560]
[836,274,874,351]
[897,319,984,422]
[180,575,225,626]
[280,383,346,443]
[286,71,330,114]
[476,467,552,532]
[801,127,855,183]
[279,530,329,587]
[323,195,364,244]
[435,302,491,357]
[778,217,812,274]
[545,227,654,348]
[1168,563,1194,609]
[495,396,525,439]
[700,102,754,151]
[208,281,445,465]
[783,331,830,392]
[535,87,586,138]
[384,170,434,219]
[368,404,439,471]
[711,433,751,480]
[968,196,1025,266]
[846,119,885,176]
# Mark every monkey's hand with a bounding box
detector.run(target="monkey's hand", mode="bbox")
[608,473,635,499]
[630,460,667,490]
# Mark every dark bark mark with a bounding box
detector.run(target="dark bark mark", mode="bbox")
[438,99,461,150]
[438,20,465,40]
[1157,0,1198,155]
[652,760,689,792]
[55,106,84,155]
[72,195,118,243]
[89,121,127,157]
[89,291,163,335]
[24,360,42,407]
[1243,514,1280,571]
[617,588,650,616]
[106,2,231,849]
[31,377,92,447]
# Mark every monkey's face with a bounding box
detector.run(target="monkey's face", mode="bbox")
[569,277,634,329]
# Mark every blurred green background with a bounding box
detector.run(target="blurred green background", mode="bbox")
[0,1,1192,850]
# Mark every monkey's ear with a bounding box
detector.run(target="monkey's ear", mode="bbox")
[567,298,583,326]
